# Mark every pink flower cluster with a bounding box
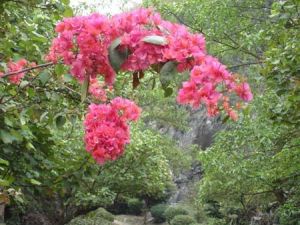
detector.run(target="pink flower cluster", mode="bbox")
[176,56,253,119]
[47,8,253,120]
[88,78,107,102]
[84,97,141,164]
[121,29,167,71]
[46,13,116,84]
[0,59,29,84]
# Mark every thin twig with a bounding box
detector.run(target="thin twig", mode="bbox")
[228,61,263,69]
[1,62,54,78]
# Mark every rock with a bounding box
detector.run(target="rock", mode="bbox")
[164,108,222,203]
[22,212,52,225]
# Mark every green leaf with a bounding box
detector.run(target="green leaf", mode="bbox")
[151,78,156,90]
[4,117,13,127]
[164,87,173,97]
[55,64,65,76]
[54,64,65,76]
[81,75,90,102]
[63,74,73,82]
[108,37,129,72]
[26,142,36,150]
[20,80,29,88]
[28,88,35,98]
[142,35,168,46]
[0,158,9,166]
[55,115,66,128]
[63,7,73,17]
[69,114,77,124]
[39,70,51,85]
[10,130,23,142]
[159,61,177,88]
[30,178,41,186]
[0,130,14,144]
[31,31,48,43]
[0,179,10,187]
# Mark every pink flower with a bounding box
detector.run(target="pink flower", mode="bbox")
[111,97,142,121]
[6,59,28,84]
[84,98,141,164]
[235,82,253,102]
[228,109,238,121]
[88,78,107,102]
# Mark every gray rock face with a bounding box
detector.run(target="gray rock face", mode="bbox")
[160,108,223,203]
[165,108,222,149]
[22,213,52,225]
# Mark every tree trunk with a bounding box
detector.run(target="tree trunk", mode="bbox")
[0,203,5,224]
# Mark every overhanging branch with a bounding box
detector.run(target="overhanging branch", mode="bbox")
[1,62,54,78]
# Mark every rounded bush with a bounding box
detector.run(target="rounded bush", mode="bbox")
[87,207,114,222]
[170,215,196,225]
[164,206,189,223]
[127,198,144,215]
[150,203,168,223]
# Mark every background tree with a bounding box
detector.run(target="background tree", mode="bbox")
[144,0,300,224]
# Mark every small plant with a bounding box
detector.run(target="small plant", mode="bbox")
[164,206,189,223]
[150,203,168,223]
[170,215,196,225]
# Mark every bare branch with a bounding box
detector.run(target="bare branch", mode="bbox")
[1,62,54,78]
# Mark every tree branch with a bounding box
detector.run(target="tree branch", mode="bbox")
[1,62,54,78]
[166,10,262,59]
[228,61,263,69]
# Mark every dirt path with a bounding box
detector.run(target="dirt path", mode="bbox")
[113,215,144,225]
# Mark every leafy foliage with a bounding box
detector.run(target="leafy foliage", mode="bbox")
[150,203,168,223]
[145,0,300,224]
[164,206,189,223]
[170,215,196,225]
[66,207,114,225]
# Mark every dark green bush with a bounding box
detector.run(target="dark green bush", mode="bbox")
[150,203,168,223]
[164,206,189,223]
[170,215,196,225]
[127,198,144,215]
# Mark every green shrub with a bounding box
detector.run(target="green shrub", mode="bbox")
[277,202,300,225]
[86,207,114,222]
[165,206,189,223]
[127,198,144,215]
[67,208,114,225]
[150,203,168,223]
[170,215,196,225]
